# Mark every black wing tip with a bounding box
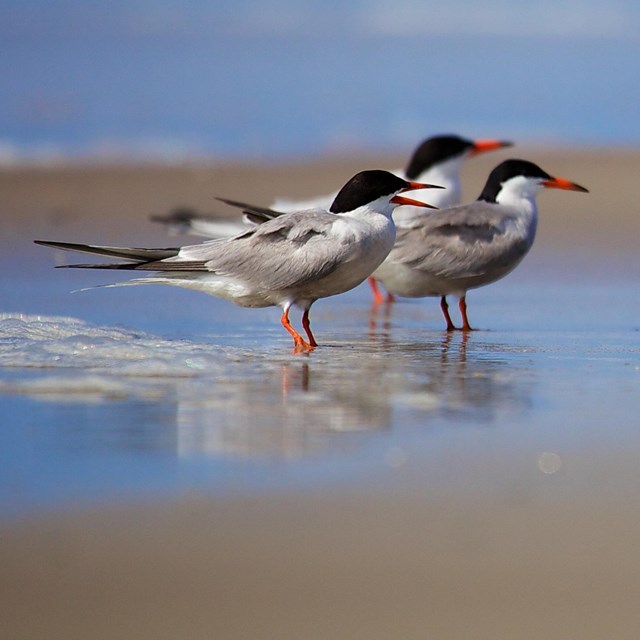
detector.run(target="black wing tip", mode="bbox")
[215,196,248,208]
[216,196,286,218]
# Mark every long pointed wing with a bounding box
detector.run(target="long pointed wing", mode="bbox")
[37,209,358,291]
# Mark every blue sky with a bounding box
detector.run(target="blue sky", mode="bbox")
[3,1,640,38]
[2,1,640,161]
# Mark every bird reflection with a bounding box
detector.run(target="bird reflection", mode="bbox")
[368,298,394,337]
[175,357,394,459]
[281,361,310,396]
[173,330,530,459]
[13,330,532,460]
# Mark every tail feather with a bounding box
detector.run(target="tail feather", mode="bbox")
[56,260,208,272]
[34,240,180,262]
[35,240,209,272]
[56,261,208,272]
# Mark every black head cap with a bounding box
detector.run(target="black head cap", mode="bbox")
[330,170,409,213]
[478,159,553,203]
[404,135,474,180]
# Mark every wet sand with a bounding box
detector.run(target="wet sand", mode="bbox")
[3,480,640,640]
[1,147,640,639]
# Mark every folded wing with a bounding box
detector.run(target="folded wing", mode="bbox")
[390,203,531,279]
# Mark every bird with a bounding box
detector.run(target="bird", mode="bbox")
[272,134,513,217]
[151,134,512,243]
[35,170,442,353]
[371,159,589,331]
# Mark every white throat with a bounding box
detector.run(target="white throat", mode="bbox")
[494,175,542,213]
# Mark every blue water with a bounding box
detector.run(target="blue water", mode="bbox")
[3,1,640,161]
[1,250,639,519]
[2,1,640,520]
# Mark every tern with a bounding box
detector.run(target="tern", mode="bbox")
[36,170,441,353]
[372,159,589,331]
[152,134,512,242]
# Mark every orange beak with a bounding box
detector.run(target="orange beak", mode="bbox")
[542,176,589,193]
[468,139,513,157]
[390,180,444,209]
[406,181,445,190]
[390,195,439,209]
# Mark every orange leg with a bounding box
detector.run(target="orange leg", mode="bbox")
[369,277,396,305]
[281,306,315,353]
[301,309,318,348]
[368,277,386,305]
[459,295,473,331]
[440,295,457,331]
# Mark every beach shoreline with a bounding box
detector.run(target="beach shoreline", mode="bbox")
[1,145,637,253]
[2,145,640,639]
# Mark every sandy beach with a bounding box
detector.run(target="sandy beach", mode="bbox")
[2,145,639,253]
[1,146,640,639]
[4,479,640,640]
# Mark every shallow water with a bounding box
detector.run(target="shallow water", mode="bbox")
[1,255,639,518]
[4,235,640,639]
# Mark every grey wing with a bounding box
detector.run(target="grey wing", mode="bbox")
[176,210,353,290]
[391,204,531,279]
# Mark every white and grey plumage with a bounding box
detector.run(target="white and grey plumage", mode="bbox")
[36,170,439,352]
[373,159,589,331]
[151,134,512,241]
[273,135,511,216]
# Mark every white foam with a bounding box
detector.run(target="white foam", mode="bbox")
[0,312,232,379]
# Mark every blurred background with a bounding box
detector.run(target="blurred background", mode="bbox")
[2,0,640,164]
[4,8,640,638]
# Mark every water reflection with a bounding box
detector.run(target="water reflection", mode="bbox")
[172,331,531,458]
[1,315,533,461]
[174,359,393,459]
